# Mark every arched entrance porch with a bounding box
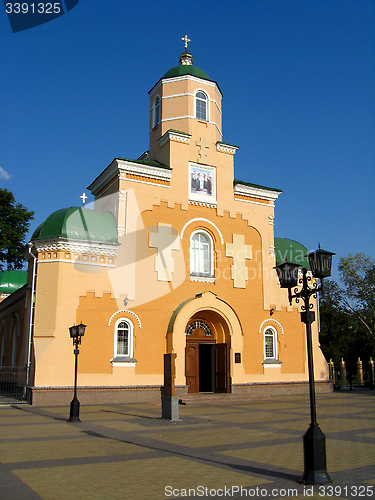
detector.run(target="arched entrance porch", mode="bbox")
[166,292,244,395]
[185,311,230,393]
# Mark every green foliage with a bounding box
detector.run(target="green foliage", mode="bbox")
[338,254,375,340]
[0,189,34,271]
[319,253,375,368]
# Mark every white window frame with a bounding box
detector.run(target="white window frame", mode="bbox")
[112,318,135,365]
[195,90,209,121]
[264,326,277,360]
[152,95,160,129]
[190,230,214,278]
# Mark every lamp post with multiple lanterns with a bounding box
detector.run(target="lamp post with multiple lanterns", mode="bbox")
[68,322,86,423]
[274,247,335,485]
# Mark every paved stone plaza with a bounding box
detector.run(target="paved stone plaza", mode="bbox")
[0,391,374,500]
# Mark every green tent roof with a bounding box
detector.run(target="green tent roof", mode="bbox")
[0,270,27,295]
[162,64,211,81]
[32,207,118,244]
[274,237,310,268]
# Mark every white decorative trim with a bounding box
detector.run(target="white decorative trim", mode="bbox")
[160,116,223,137]
[158,130,191,148]
[234,198,275,208]
[258,319,284,335]
[108,310,142,328]
[262,362,282,368]
[188,201,216,209]
[180,218,224,245]
[161,93,222,115]
[34,239,119,256]
[234,183,281,202]
[216,143,238,155]
[190,276,215,283]
[37,259,116,268]
[111,361,136,367]
[150,74,223,99]
[118,161,172,182]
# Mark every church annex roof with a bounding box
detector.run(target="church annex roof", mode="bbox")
[234,179,282,193]
[0,270,27,295]
[274,237,310,268]
[31,207,118,244]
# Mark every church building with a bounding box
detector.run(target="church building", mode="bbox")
[0,40,331,405]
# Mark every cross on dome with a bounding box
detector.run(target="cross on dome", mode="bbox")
[181,34,191,50]
[80,192,88,206]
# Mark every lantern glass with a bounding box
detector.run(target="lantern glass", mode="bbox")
[69,325,78,338]
[308,249,335,279]
[77,322,86,337]
[274,261,301,288]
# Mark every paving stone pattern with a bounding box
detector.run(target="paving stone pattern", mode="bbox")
[0,392,374,500]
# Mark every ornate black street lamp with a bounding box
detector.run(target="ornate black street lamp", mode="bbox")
[275,247,335,485]
[68,322,86,422]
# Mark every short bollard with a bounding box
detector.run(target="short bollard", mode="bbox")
[162,352,180,421]
[369,358,374,390]
[340,358,346,385]
[356,358,363,385]
[328,359,335,382]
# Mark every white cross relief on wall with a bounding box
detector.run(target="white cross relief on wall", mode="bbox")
[196,137,209,163]
[225,234,252,288]
[149,223,180,282]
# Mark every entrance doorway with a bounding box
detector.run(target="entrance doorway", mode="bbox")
[185,317,230,394]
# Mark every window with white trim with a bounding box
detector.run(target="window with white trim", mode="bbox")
[195,91,208,121]
[152,96,160,128]
[190,230,214,277]
[264,326,277,360]
[114,319,133,359]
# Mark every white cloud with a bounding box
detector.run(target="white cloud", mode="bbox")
[0,166,11,180]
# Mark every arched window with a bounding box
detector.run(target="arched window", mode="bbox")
[264,326,277,360]
[115,319,133,358]
[190,230,214,277]
[195,91,208,121]
[152,96,160,128]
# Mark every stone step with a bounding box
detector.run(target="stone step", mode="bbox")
[179,392,272,405]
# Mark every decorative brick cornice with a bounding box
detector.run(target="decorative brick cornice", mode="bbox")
[158,130,191,148]
[234,183,281,202]
[118,161,172,182]
[33,238,119,257]
[216,142,239,155]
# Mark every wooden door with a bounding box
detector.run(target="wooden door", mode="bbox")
[215,343,229,393]
[185,343,199,393]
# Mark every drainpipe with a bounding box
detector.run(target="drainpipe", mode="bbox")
[25,242,37,400]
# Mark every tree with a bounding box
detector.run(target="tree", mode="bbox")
[338,253,375,342]
[319,253,375,367]
[0,188,34,271]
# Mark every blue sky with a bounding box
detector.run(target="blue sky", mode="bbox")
[0,0,374,282]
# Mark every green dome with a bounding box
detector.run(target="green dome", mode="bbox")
[162,65,211,81]
[0,270,27,295]
[274,238,310,269]
[32,207,118,244]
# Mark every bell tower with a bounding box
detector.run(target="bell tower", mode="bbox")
[148,37,223,164]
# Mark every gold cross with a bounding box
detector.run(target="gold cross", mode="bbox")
[181,35,191,50]
[196,137,209,162]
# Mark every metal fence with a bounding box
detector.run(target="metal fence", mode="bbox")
[0,367,28,404]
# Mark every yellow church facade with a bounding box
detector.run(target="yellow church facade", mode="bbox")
[0,46,331,405]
